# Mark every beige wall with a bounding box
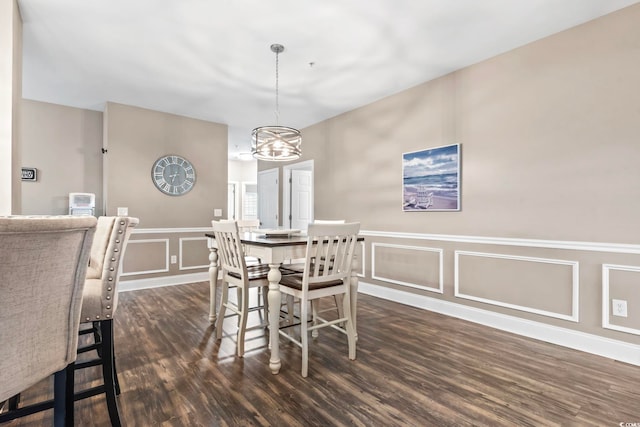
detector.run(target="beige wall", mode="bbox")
[261,5,640,345]
[21,100,228,281]
[103,102,227,281]
[0,0,22,214]
[21,100,103,215]
[103,102,227,227]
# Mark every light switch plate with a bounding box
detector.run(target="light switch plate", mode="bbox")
[117,207,128,216]
[214,208,222,217]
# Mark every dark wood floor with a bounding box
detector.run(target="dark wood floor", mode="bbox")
[4,281,640,426]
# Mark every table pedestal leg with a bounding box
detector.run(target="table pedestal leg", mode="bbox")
[208,247,219,323]
[267,263,282,374]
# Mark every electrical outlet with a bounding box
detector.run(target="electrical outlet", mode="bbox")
[170,255,177,264]
[612,299,628,317]
[214,208,223,217]
[117,207,128,216]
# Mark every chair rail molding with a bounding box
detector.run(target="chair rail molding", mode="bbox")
[360,230,640,254]
[132,227,212,234]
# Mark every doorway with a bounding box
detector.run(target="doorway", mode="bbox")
[283,160,314,229]
[257,168,279,229]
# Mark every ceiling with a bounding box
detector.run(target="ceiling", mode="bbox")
[18,0,639,160]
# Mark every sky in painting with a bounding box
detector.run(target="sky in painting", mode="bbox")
[403,144,459,178]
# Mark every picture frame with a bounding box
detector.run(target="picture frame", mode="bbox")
[21,167,38,182]
[402,143,460,211]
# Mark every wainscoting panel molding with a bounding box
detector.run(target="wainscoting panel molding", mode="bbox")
[179,236,210,271]
[121,238,170,276]
[372,243,443,293]
[602,264,640,336]
[455,250,579,322]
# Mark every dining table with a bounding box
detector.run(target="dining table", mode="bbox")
[205,230,362,375]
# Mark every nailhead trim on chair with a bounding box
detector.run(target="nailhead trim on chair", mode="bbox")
[87,220,126,322]
[93,218,129,321]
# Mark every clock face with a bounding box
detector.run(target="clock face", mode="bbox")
[151,155,196,196]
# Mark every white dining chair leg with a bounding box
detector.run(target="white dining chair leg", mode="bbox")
[261,285,270,326]
[311,300,319,338]
[237,287,249,357]
[344,291,356,360]
[215,282,229,341]
[300,297,310,378]
[286,295,295,324]
[236,287,243,327]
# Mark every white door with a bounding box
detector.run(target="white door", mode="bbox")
[290,169,313,230]
[257,168,278,229]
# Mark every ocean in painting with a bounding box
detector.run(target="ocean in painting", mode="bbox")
[403,173,459,210]
[403,144,459,211]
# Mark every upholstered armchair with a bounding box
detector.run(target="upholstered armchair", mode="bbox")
[0,215,97,426]
[74,216,138,427]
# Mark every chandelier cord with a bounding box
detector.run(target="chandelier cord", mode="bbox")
[251,43,301,161]
[275,49,280,125]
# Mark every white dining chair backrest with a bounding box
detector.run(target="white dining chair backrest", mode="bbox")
[236,219,261,233]
[213,220,248,280]
[313,219,345,224]
[304,222,359,286]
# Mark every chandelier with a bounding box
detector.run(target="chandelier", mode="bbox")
[251,44,302,161]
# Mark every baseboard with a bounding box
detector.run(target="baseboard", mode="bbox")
[119,272,209,292]
[118,275,640,366]
[359,281,640,367]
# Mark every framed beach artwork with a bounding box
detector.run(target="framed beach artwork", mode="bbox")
[402,143,460,212]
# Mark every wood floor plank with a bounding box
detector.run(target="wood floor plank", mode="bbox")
[4,281,640,426]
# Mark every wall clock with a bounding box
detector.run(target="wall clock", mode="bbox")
[151,154,196,196]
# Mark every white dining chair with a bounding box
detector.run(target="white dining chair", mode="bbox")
[277,222,360,377]
[280,219,347,326]
[212,220,271,357]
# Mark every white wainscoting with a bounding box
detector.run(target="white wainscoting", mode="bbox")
[359,281,640,367]
[602,263,640,336]
[179,236,209,271]
[454,250,580,322]
[117,228,640,365]
[372,243,443,293]
[120,238,170,276]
